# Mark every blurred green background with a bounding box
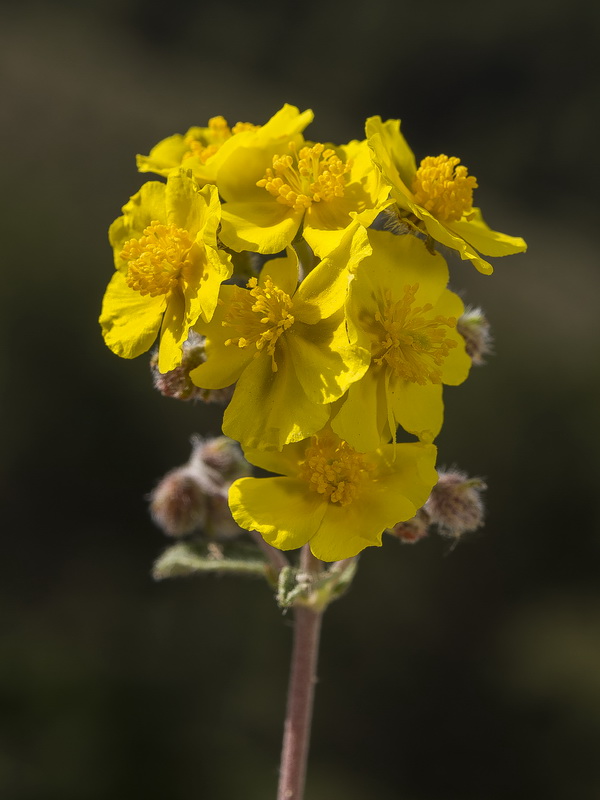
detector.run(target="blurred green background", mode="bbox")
[3,1,600,797]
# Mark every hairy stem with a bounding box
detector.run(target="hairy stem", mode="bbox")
[277,548,323,800]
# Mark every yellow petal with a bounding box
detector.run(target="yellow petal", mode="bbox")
[447,208,527,258]
[365,116,417,190]
[229,476,326,551]
[390,380,444,442]
[99,271,165,359]
[220,201,301,254]
[157,289,186,373]
[222,341,331,450]
[136,133,188,177]
[330,369,388,453]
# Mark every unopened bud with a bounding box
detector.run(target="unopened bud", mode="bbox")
[388,509,431,544]
[425,470,486,538]
[457,306,493,366]
[150,331,234,403]
[191,435,251,486]
[149,436,252,539]
[188,435,251,495]
[150,469,208,537]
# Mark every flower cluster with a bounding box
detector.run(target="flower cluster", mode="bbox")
[100,104,526,561]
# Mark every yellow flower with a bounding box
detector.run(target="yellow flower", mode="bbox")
[218,132,390,258]
[331,230,471,450]
[366,116,527,275]
[100,172,232,373]
[136,104,313,187]
[228,428,438,561]
[189,223,371,450]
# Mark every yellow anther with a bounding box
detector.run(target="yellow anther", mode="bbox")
[122,221,194,297]
[231,121,260,134]
[182,117,259,163]
[207,116,231,136]
[298,432,373,506]
[256,141,352,212]
[222,277,295,371]
[411,155,478,222]
[373,285,457,384]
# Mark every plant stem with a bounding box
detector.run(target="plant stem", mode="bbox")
[277,549,323,800]
[250,530,289,573]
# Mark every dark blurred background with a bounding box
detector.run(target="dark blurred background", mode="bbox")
[2,1,600,797]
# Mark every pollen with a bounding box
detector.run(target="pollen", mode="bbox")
[298,432,373,506]
[223,277,295,371]
[411,155,478,223]
[373,285,457,384]
[256,141,351,212]
[122,221,195,297]
[183,116,260,163]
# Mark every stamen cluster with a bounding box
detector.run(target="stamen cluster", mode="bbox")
[223,277,295,371]
[298,433,373,506]
[122,221,194,297]
[373,285,458,384]
[411,155,477,222]
[257,142,351,211]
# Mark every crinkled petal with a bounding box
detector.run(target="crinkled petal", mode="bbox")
[220,201,301,254]
[136,134,188,177]
[309,502,385,561]
[229,477,326,551]
[287,314,369,404]
[259,248,299,297]
[99,271,165,359]
[365,117,417,190]
[222,340,331,450]
[374,442,438,508]
[390,380,444,442]
[406,202,494,275]
[157,289,187,373]
[330,368,388,452]
[447,208,527,258]
[241,440,310,478]
[166,171,208,236]
[294,222,371,323]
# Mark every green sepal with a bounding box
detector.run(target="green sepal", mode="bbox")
[276,558,359,611]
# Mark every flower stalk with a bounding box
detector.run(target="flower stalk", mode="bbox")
[277,547,324,800]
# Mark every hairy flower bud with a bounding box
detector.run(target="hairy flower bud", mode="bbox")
[457,306,493,366]
[150,469,208,537]
[190,435,251,488]
[425,469,486,538]
[388,509,431,544]
[150,436,252,539]
[150,331,234,403]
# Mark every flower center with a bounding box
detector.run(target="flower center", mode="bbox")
[411,155,478,222]
[372,285,457,384]
[122,221,195,297]
[183,116,259,163]
[256,142,351,212]
[298,432,373,506]
[223,277,295,372]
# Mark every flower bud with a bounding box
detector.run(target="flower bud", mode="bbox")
[149,436,252,539]
[388,509,431,544]
[150,331,234,403]
[457,306,493,366]
[425,469,486,538]
[190,435,251,489]
[150,469,208,537]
